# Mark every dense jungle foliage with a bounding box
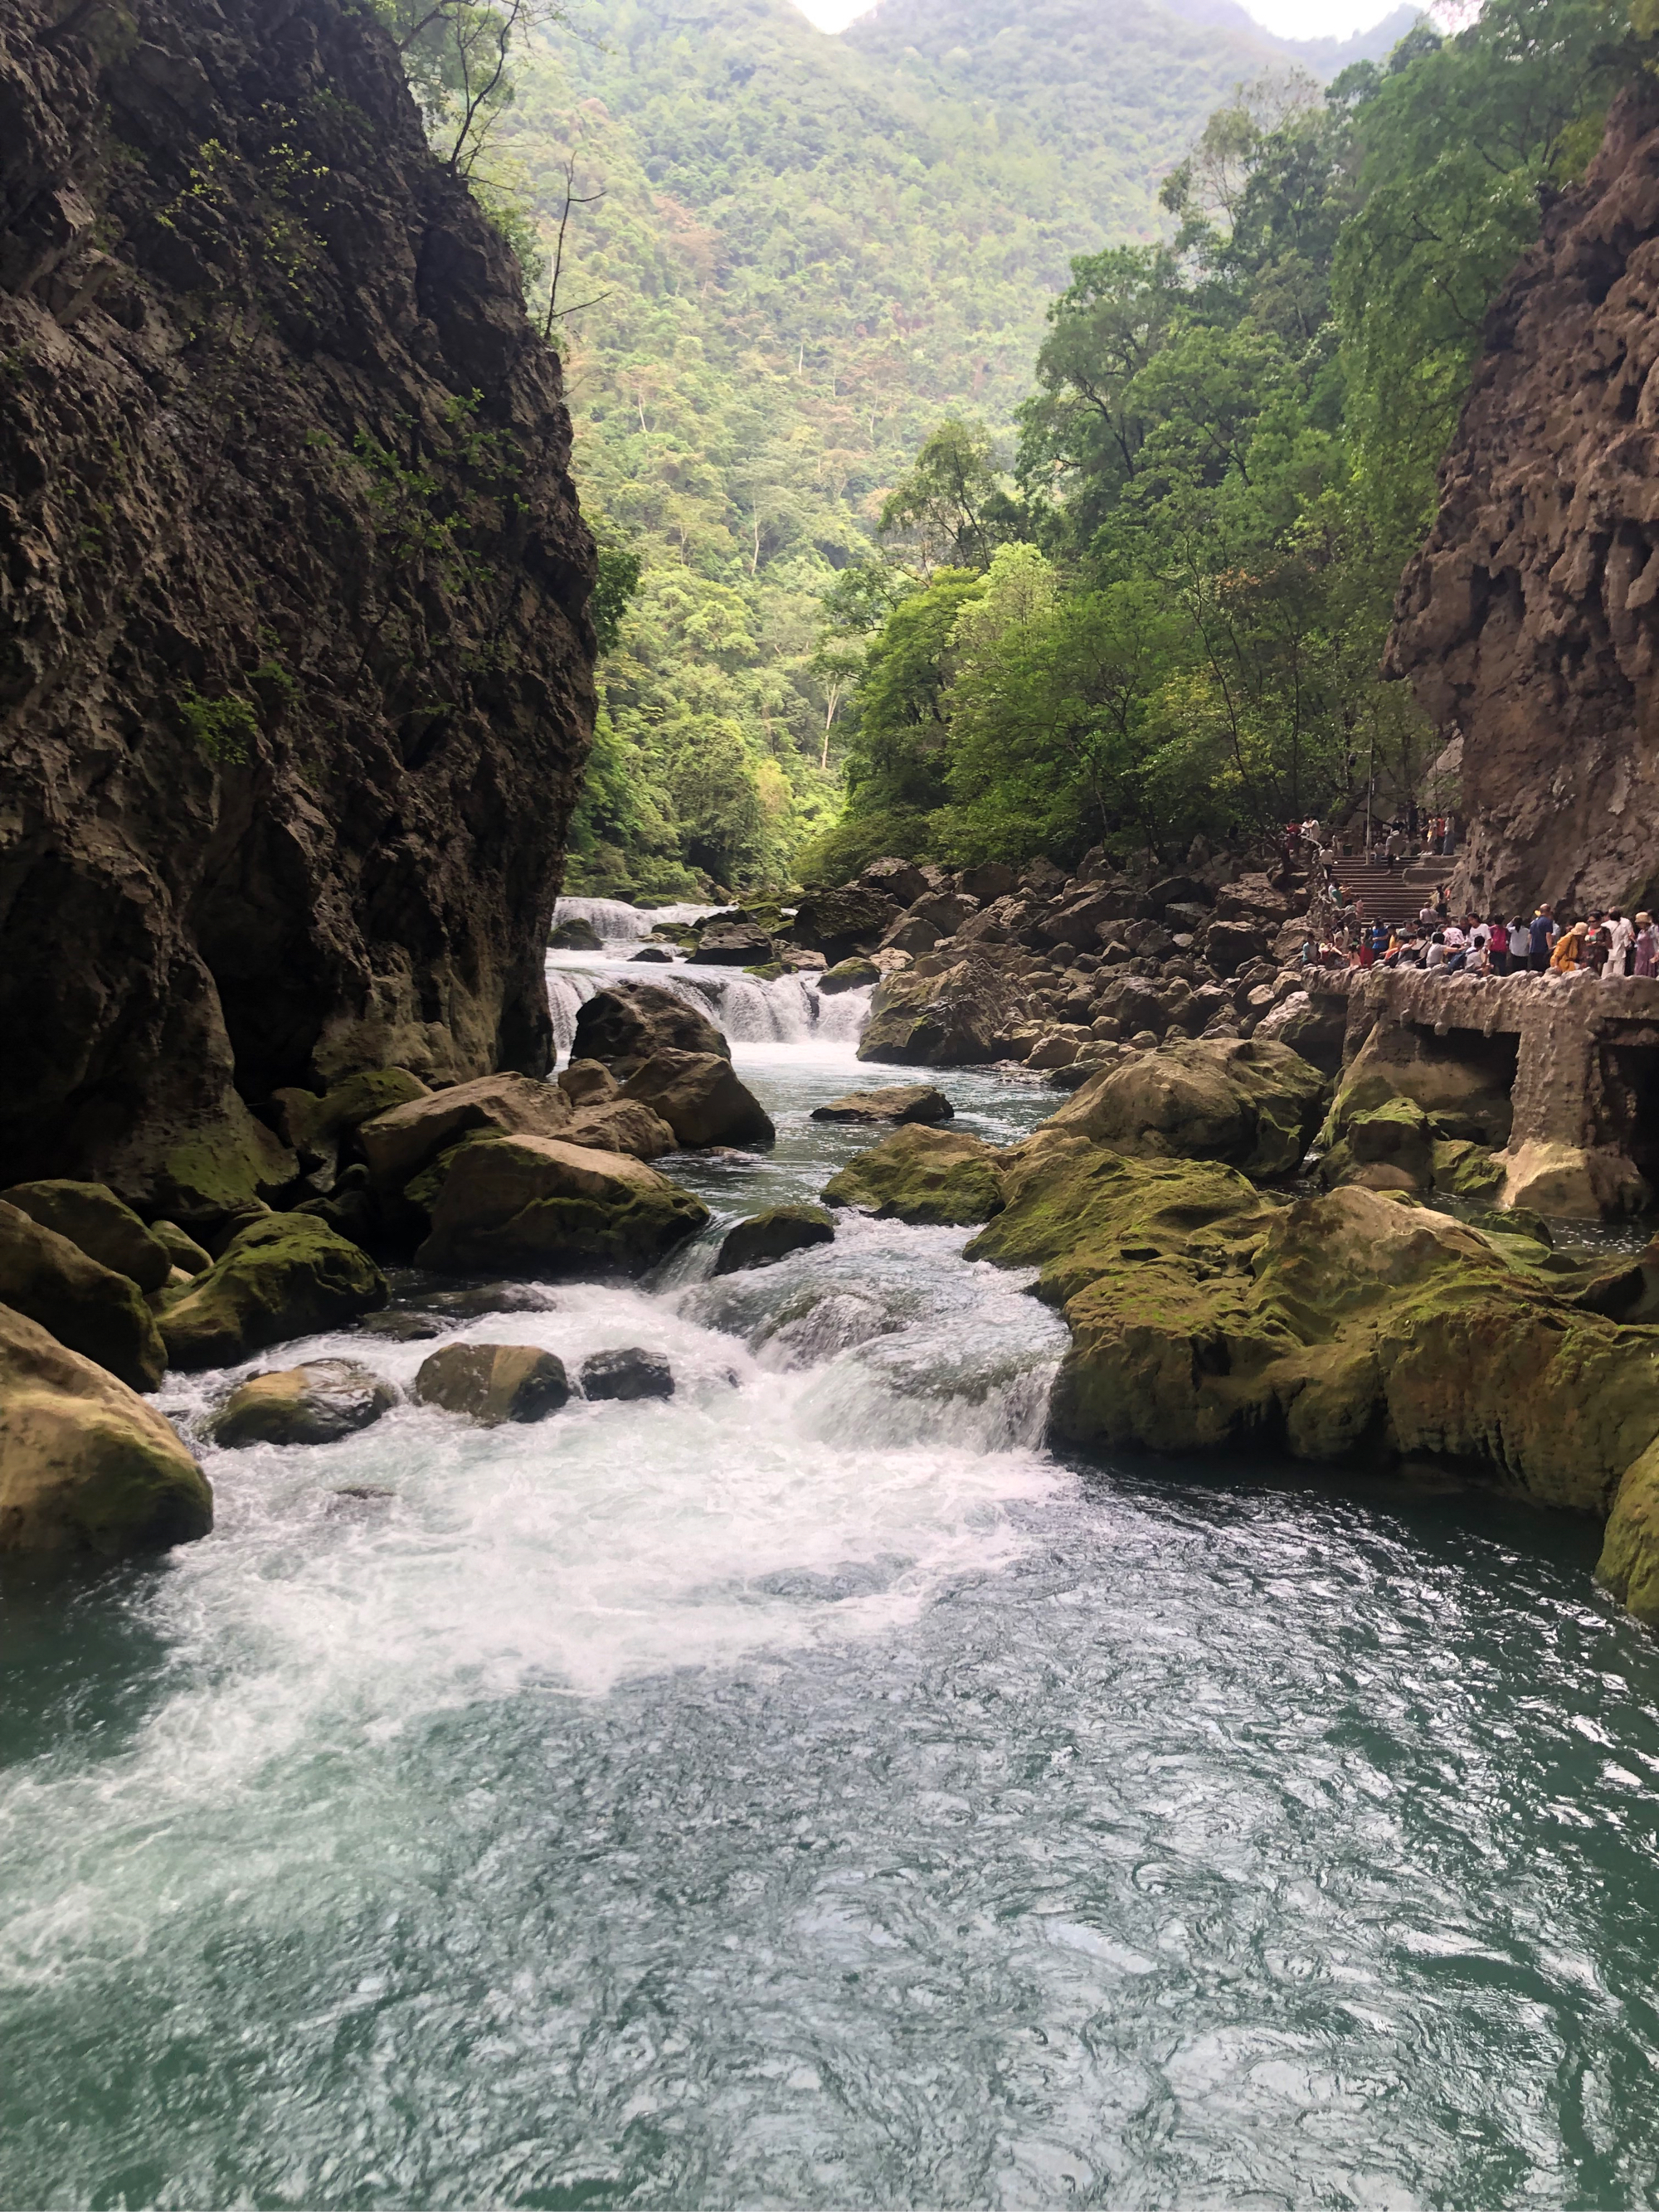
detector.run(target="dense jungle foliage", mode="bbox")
[479,0,1405,897]
[381,0,1642,895]
[806,0,1644,882]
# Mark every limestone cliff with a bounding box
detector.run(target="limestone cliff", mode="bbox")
[1389,83,1659,921]
[0,0,595,1219]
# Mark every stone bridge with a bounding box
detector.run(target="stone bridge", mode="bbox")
[1307,967,1659,1218]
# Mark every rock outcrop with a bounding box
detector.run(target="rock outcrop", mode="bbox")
[1389,83,1659,919]
[0,0,595,1207]
[1046,1038,1326,1177]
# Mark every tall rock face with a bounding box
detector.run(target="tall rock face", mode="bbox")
[1389,84,1659,921]
[0,0,595,1215]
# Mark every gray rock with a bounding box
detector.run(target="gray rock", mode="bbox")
[580,1346,675,1400]
[810,1085,953,1125]
[713,1204,836,1275]
[572,984,730,1080]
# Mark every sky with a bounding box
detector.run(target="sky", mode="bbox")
[791,0,1404,39]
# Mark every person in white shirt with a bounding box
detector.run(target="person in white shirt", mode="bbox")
[1606,908,1635,979]
[1425,934,1448,971]
[1443,922,1467,953]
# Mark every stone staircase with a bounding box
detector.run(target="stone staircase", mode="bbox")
[1331,858,1451,929]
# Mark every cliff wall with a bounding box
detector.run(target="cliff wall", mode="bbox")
[1389,84,1659,921]
[0,0,594,1217]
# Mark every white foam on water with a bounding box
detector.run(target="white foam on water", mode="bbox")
[547,946,874,1059]
[0,1221,1067,1983]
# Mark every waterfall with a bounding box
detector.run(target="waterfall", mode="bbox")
[547,950,875,1060]
[554,895,720,945]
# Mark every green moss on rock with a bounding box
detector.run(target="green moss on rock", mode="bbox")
[822,1125,1006,1225]
[161,1215,388,1372]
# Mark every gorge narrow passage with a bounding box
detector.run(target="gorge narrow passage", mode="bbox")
[6,909,1659,2210]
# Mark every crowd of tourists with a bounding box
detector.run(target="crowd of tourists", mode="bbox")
[1315,896,1659,980]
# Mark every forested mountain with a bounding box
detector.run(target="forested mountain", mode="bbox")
[492,0,1636,897]
[494,0,1375,896]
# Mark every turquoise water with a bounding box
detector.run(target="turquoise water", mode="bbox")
[6,1013,1659,2210]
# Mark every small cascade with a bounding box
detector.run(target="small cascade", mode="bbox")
[547,949,875,1058]
[553,894,719,945]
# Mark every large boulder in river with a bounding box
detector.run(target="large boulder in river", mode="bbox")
[714,1204,836,1275]
[0,1179,173,1291]
[619,1051,775,1148]
[810,1085,953,1126]
[857,950,1014,1067]
[415,1135,709,1277]
[0,1202,167,1391]
[581,1346,675,1400]
[785,887,901,962]
[696,920,776,966]
[415,1343,570,1426]
[1044,1038,1327,1177]
[161,1215,388,1372]
[209,1359,394,1447]
[823,1126,1005,1225]
[0,1304,212,1556]
[969,1149,1659,1539]
[572,984,729,1080]
[357,1072,573,1190]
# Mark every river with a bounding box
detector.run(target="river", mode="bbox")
[6,907,1659,2208]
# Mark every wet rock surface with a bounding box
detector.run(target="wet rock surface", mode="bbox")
[0,0,595,1198]
[572,986,730,1079]
[415,1135,710,1278]
[209,1360,394,1448]
[580,1347,675,1401]
[810,1085,954,1126]
[0,1202,168,1393]
[0,1305,212,1556]
[713,1205,837,1276]
[414,1344,571,1427]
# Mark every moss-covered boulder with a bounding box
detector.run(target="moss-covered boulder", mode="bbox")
[414,1135,710,1278]
[618,1051,775,1148]
[209,1359,396,1448]
[357,1072,574,1190]
[0,1202,167,1391]
[970,1146,1659,1525]
[121,1104,299,1234]
[160,1216,389,1372]
[1316,1097,1433,1194]
[1432,1137,1506,1204]
[713,1204,836,1276]
[1320,1021,1515,1152]
[0,1304,212,1556]
[549,916,604,950]
[0,1179,173,1292]
[571,984,729,1080]
[414,1343,570,1425]
[1044,1037,1326,1177]
[823,1125,1006,1226]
